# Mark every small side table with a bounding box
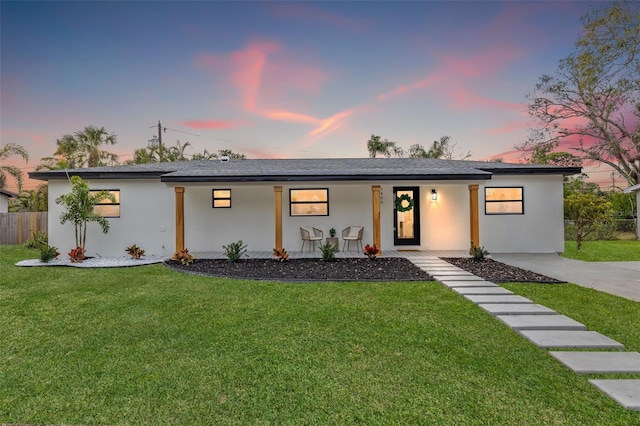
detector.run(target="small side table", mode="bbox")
[326,237,339,251]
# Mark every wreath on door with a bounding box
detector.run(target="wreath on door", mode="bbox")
[395,194,414,212]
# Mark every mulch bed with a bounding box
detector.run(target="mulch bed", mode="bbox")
[165,257,431,281]
[442,258,564,284]
[165,256,564,283]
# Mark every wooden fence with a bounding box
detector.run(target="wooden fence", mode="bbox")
[0,212,48,245]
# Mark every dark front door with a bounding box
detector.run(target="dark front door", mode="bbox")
[393,187,421,246]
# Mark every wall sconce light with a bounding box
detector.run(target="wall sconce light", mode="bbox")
[431,189,438,201]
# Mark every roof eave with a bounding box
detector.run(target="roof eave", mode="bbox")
[160,173,493,183]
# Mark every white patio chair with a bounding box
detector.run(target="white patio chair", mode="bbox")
[300,227,323,251]
[342,226,364,252]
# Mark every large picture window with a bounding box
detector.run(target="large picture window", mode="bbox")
[90,190,120,218]
[212,189,231,208]
[485,187,523,215]
[290,188,329,216]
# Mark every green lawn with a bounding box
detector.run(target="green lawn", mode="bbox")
[562,240,640,261]
[1,246,639,425]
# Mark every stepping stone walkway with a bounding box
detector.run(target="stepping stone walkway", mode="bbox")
[403,253,640,412]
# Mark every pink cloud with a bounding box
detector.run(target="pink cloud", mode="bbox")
[181,119,246,130]
[378,75,439,100]
[486,120,530,136]
[262,110,321,125]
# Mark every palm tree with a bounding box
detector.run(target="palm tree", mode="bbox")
[0,143,29,190]
[75,126,119,167]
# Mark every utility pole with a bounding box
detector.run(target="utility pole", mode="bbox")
[611,171,616,191]
[157,120,164,162]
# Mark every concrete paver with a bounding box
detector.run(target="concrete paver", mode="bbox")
[432,275,486,281]
[479,303,557,316]
[519,330,625,349]
[589,380,640,411]
[440,280,498,288]
[550,352,640,374]
[496,314,586,331]
[453,287,513,295]
[464,295,533,304]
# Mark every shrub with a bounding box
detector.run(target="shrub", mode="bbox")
[39,245,59,263]
[126,244,146,259]
[223,240,247,262]
[469,243,489,261]
[172,248,195,265]
[26,231,48,250]
[68,246,86,263]
[320,242,338,261]
[273,248,290,262]
[363,244,379,261]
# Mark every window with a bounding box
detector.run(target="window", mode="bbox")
[90,190,120,217]
[290,188,328,216]
[212,189,231,208]
[485,187,523,215]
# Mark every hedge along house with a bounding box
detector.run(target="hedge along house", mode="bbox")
[30,158,581,258]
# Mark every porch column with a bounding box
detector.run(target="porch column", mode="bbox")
[468,184,479,247]
[175,187,185,253]
[274,186,283,250]
[372,185,381,254]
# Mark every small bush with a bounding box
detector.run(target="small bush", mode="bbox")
[26,231,48,250]
[273,248,290,262]
[68,246,86,263]
[39,245,59,263]
[320,242,338,261]
[223,240,247,262]
[126,244,146,259]
[363,244,379,261]
[172,248,195,265]
[469,244,489,261]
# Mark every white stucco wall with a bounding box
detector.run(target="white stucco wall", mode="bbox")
[479,175,565,253]
[48,179,175,258]
[46,174,567,256]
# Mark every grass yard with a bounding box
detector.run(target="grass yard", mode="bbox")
[1,245,639,425]
[562,240,640,261]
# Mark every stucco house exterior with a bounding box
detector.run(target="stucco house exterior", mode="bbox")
[30,158,581,257]
[623,183,640,240]
[0,188,17,213]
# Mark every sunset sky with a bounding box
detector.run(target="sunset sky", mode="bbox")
[1,0,617,191]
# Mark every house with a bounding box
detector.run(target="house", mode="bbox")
[30,158,581,257]
[0,188,17,213]
[623,183,640,240]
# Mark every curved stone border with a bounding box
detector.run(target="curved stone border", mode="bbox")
[16,256,168,268]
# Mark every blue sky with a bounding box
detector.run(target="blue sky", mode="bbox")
[1,1,611,190]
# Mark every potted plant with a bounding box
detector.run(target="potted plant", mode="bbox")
[327,228,339,251]
[329,228,336,238]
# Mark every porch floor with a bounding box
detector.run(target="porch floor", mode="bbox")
[191,249,471,260]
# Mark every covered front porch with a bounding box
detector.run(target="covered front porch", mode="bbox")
[190,249,472,259]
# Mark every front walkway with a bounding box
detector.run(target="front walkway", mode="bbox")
[413,257,640,412]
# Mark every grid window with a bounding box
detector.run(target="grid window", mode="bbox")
[290,188,329,216]
[485,187,523,215]
[212,189,231,208]
[90,190,120,217]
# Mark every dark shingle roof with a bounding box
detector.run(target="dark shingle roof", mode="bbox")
[0,188,18,197]
[29,158,582,182]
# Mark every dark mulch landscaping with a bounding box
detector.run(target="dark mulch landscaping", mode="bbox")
[165,257,431,281]
[442,257,564,283]
[165,256,564,283]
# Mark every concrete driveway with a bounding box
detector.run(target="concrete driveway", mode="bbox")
[491,253,640,302]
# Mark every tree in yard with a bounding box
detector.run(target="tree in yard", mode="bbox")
[0,143,29,190]
[408,136,472,159]
[564,191,612,250]
[56,176,115,252]
[523,140,582,167]
[366,134,403,158]
[39,126,120,170]
[521,2,639,185]
[9,184,48,212]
